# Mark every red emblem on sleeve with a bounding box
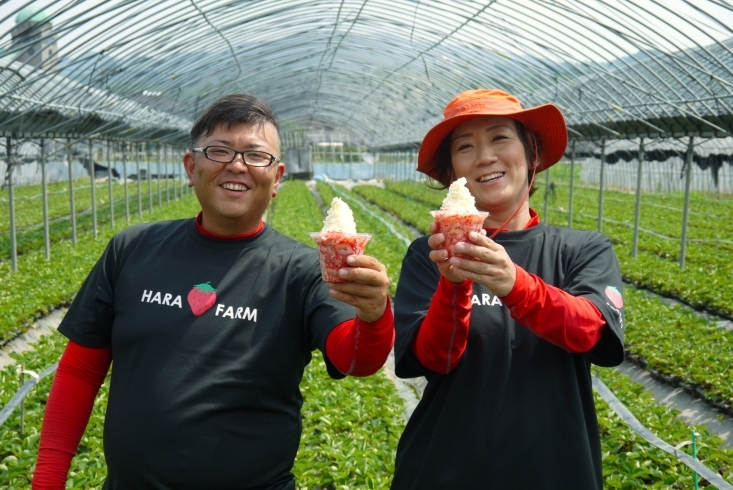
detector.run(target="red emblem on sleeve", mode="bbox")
[605,286,623,308]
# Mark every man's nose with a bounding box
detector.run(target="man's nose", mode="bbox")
[227,153,249,172]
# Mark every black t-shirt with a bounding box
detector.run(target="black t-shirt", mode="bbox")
[59,219,354,490]
[392,223,624,490]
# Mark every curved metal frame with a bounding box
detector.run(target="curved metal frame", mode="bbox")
[0,0,730,146]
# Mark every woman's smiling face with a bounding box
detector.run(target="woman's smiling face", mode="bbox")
[450,115,531,216]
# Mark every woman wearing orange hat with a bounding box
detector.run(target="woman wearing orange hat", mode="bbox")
[391,89,625,489]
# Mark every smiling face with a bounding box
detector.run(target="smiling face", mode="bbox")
[450,116,532,227]
[184,121,285,236]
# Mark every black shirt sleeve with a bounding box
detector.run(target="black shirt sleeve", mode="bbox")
[562,233,625,367]
[393,237,440,379]
[58,235,120,348]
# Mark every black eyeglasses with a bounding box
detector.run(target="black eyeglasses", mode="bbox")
[192,146,280,167]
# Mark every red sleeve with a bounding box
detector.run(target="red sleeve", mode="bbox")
[325,298,395,377]
[33,341,112,490]
[413,277,473,374]
[502,265,605,352]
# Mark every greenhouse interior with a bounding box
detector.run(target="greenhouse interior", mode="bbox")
[0,0,732,488]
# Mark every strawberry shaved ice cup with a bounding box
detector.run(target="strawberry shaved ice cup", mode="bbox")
[310,197,371,282]
[430,211,489,259]
[309,232,372,282]
[431,177,488,259]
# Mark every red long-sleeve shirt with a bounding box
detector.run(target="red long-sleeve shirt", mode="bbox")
[413,215,605,374]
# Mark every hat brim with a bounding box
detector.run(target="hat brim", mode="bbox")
[417,103,568,180]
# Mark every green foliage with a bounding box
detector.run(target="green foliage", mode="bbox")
[268,180,324,245]
[0,330,109,489]
[0,194,201,345]
[623,287,733,408]
[294,361,405,489]
[596,367,733,487]
[0,177,186,262]
[530,166,733,317]
[352,185,434,233]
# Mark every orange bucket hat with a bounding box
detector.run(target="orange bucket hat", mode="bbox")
[417,89,568,179]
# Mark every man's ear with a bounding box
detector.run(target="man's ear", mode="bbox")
[272,162,285,197]
[183,150,196,186]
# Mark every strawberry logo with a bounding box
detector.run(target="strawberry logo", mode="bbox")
[188,282,217,316]
[605,285,624,309]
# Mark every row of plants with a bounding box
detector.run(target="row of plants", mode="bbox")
[378,179,733,317]
[1,180,731,488]
[0,177,184,232]
[269,181,407,488]
[594,366,733,487]
[537,178,732,318]
[0,178,188,263]
[0,193,200,346]
[349,184,733,416]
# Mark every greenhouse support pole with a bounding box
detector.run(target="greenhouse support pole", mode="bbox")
[7,138,17,272]
[89,139,97,239]
[40,138,50,260]
[147,144,153,213]
[174,147,178,200]
[67,141,77,245]
[123,142,129,225]
[165,146,170,204]
[136,142,142,220]
[107,141,114,229]
[543,164,550,222]
[568,140,575,229]
[632,138,645,259]
[157,144,162,207]
[176,150,180,200]
[680,136,694,270]
[597,139,606,233]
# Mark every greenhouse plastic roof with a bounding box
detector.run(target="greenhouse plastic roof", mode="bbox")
[0,0,732,147]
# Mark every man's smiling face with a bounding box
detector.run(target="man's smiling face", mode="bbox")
[184,121,284,235]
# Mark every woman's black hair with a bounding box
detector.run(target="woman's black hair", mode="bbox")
[427,119,542,197]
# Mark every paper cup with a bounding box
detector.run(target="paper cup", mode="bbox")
[309,232,372,282]
[430,210,489,259]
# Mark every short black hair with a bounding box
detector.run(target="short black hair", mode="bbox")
[428,119,541,197]
[189,94,281,149]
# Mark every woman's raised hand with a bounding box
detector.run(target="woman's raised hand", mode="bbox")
[429,226,516,297]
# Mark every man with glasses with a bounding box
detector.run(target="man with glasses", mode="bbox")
[33,95,394,489]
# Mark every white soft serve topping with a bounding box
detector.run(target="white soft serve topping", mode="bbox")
[440,177,478,213]
[321,197,357,234]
